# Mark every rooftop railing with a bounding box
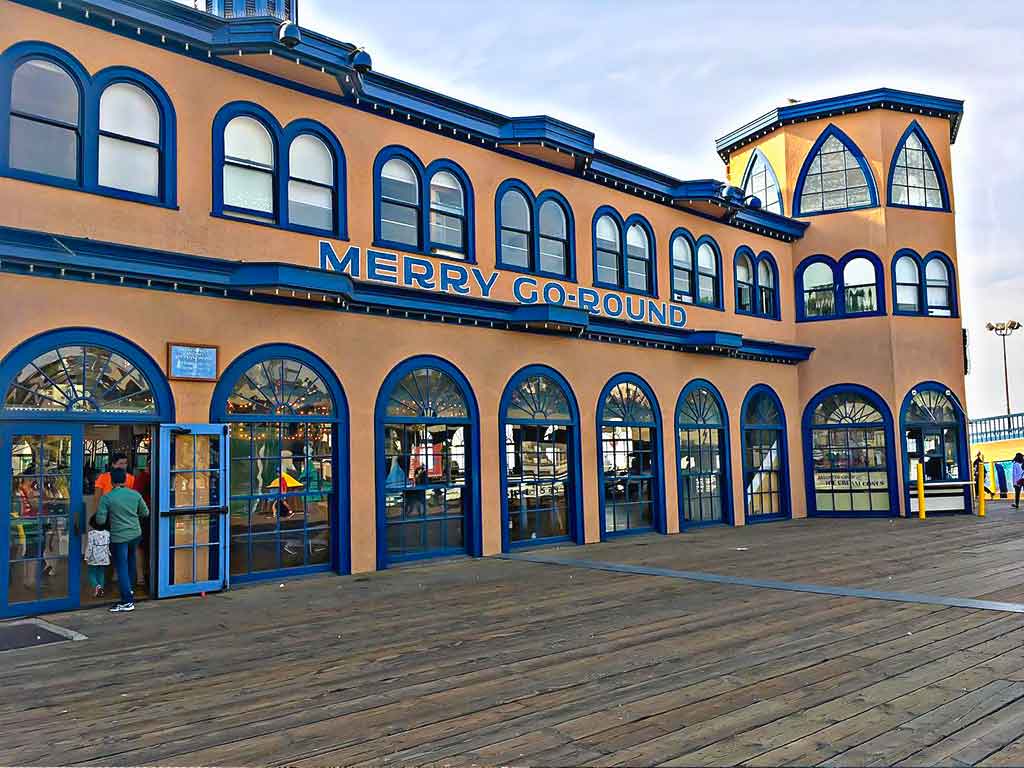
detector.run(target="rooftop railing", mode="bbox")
[969,412,1024,444]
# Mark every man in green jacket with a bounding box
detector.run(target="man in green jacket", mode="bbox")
[96,468,149,613]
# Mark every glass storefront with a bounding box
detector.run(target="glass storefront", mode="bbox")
[600,379,658,534]
[903,389,962,482]
[677,384,727,525]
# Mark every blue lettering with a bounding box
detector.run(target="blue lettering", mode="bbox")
[669,305,687,328]
[367,249,398,284]
[319,241,360,277]
[626,295,646,321]
[543,282,567,306]
[602,293,623,318]
[578,288,600,314]
[513,276,539,304]
[648,301,667,326]
[403,256,436,290]
[439,263,470,295]
[472,268,499,298]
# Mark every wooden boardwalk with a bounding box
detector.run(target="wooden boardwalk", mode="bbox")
[5,506,1024,766]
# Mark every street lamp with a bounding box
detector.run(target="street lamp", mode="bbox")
[986,320,1021,415]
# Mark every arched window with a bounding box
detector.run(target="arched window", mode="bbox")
[97,82,159,197]
[758,258,777,318]
[806,388,894,516]
[670,231,694,303]
[696,239,720,307]
[428,171,465,257]
[742,150,783,214]
[894,254,921,314]
[741,387,789,522]
[925,258,952,316]
[379,157,420,248]
[10,58,80,181]
[538,199,569,277]
[735,250,754,314]
[598,377,661,535]
[287,133,334,232]
[801,261,836,318]
[501,369,580,548]
[676,381,729,527]
[379,361,475,564]
[842,256,878,314]
[795,125,876,215]
[216,351,341,581]
[902,386,965,502]
[223,115,275,222]
[498,188,532,269]
[594,214,621,287]
[889,123,947,210]
[625,223,651,292]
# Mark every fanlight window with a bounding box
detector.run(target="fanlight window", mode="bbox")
[891,131,943,208]
[906,390,957,424]
[602,382,655,424]
[4,345,156,414]
[678,387,723,426]
[386,367,468,419]
[226,358,333,418]
[505,375,571,422]
[800,134,872,214]
[812,394,883,424]
[745,392,781,426]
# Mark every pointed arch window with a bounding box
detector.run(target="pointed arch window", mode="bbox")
[795,126,876,215]
[889,123,947,210]
[742,150,783,214]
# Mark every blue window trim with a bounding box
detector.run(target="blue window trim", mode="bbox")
[591,206,658,297]
[0,326,175,423]
[740,148,784,215]
[210,342,351,577]
[922,250,959,318]
[886,120,951,213]
[755,250,782,321]
[0,41,177,208]
[595,372,667,539]
[498,364,584,552]
[892,247,924,317]
[372,145,475,264]
[373,354,482,568]
[739,383,792,524]
[674,379,733,529]
[212,101,348,240]
[535,188,577,281]
[898,381,971,516]
[693,234,724,311]
[668,226,697,305]
[800,383,899,519]
[733,246,757,317]
[792,123,879,217]
[795,251,886,322]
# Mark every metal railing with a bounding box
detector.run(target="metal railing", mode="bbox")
[969,412,1024,444]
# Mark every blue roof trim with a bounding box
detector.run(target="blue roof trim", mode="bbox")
[716,87,965,161]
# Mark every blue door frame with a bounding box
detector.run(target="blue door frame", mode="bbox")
[1,422,84,618]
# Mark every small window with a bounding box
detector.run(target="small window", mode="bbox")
[671,235,694,303]
[97,83,160,197]
[499,189,531,268]
[757,259,776,317]
[743,151,783,214]
[799,131,873,214]
[428,171,465,257]
[538,199,568,276]
[735,252,754,313]
[594,215,620,286]
[10,59,80,181]
[891,130,943,209]
[925,259,952,317]
[223,115,275,220]
[288,134,334,232]
[802,262,835,318]
[696,242,719,307]
[625,224,650,292]
[895,255,921,313]
[379,158,420,247]
[843,257,877,314]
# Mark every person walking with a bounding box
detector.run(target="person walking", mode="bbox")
[1012,453,1024,509]
[95,468,149,612]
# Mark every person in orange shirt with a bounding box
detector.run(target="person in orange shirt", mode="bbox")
[94,453,134,499]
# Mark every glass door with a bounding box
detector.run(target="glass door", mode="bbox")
[2,423,83,617]
[157,424,229,598]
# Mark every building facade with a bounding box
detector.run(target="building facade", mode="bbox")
[0,0,970,617]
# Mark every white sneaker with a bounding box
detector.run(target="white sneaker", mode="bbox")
[109,602,135,613]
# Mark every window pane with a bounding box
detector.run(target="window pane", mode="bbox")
[626,224,649,259]
[539,200,566,238]
[925,259,949,284]
[596,216,618,248]
[539,237,566,275]
[381,159,418,203]
[895,256,919,283]
[430,211,464,251]
[698,274,716,305]
[758,260,773,287]
[430,171,463,216]
[224,116,273,168]
[736,255,752,282]
[596,249,619,284]
[896,284,920,313]
[672,236,692,267]
[10,115,77,180]
[626,258,649,292]
[380,200,418,246]
[804,262,833,291]
[12,59,78,125]
[224,163,273,214]
[843,257,875,286]
[697,243,716,271]
[501,230,530,268]
[501,190,530,231]
[288,179,333,231]
[98,135,159,196]
[289,134,332,185]
[99,83,158,143]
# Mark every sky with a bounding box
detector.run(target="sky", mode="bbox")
[226,1,1024,417]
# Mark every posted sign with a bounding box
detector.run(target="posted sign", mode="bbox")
[167,343,219,382]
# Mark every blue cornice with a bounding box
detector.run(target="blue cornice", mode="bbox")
[0,225,814,365]
[716,88,965,162]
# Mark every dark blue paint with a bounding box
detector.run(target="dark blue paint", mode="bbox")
[739,384,792,524]
[674,379,734,529]
[886,120,951,212]
[739,148,784,216]
[795,250,887,322]
[590,206,658,297]
[493,179,577,281]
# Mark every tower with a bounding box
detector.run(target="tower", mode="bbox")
[205,0,297,22]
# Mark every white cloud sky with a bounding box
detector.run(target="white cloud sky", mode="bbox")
[195,0,1024,417]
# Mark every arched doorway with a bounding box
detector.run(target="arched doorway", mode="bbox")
[0,328,173,617]
[211,344,349,582]
[597,374,664,537]
[376,356,480,567]
[499,366,583,550]
[803,385,897,517]
[740,385,790,523]
[900,383,969,514]
[676,380,731,528]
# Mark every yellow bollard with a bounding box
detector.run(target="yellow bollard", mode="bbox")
[917,462,926,520]
[978,462,986,517]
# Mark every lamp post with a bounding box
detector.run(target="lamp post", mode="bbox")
[986,320,1021,415]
